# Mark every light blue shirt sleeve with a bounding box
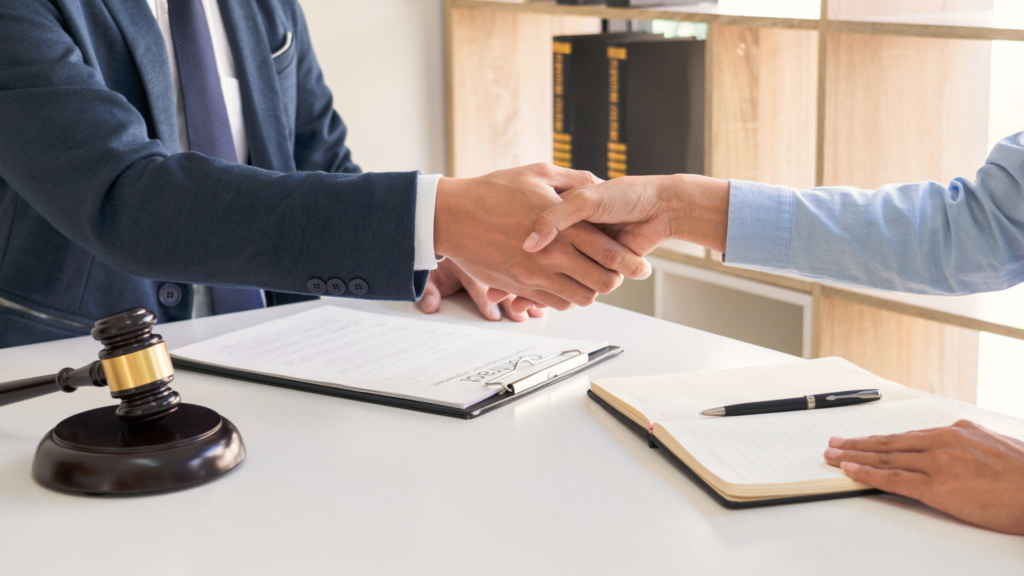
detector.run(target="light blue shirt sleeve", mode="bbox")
[724,132,1024,296]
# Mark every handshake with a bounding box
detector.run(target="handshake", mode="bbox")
[420,163,730,321]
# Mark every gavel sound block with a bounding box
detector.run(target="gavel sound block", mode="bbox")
[0,308,245,495]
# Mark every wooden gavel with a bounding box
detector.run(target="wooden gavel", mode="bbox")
[0,308,180,423]
[0,308,244,495]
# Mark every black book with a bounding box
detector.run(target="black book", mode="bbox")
[606,36,705,178]
[552,32,653,179]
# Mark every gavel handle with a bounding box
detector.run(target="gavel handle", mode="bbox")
[0,374,64,407]
[0,362,105,408]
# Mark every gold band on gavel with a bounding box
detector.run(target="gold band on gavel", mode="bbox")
[100,342,174,392]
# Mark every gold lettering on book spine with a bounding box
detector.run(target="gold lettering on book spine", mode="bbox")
[554,132,572,167]
[553,53,565,131]
[608,59,620,139]
[553,41,572,168]
[607,47,627,178]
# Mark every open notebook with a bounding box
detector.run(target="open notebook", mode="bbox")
[589,357,961,508]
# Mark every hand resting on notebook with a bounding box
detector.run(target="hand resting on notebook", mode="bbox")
[824,420,1024,535]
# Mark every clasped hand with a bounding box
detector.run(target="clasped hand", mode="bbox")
[422,164,652,320]
[522,174,730,258]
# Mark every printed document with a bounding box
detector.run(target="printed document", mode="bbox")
[172,306,607,409]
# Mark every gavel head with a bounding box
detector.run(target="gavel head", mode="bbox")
[92,308,180,424]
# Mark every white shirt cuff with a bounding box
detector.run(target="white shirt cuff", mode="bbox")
[414,174,442,271]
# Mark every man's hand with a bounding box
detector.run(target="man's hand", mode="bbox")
[522,174,731,257]
[824,420,1024,535]
[434,164,652,311]
[417,259,546,322]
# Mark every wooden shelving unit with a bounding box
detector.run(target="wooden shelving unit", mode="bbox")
[453,0,1024,40]
[452,0,821,30]
[444,0,1021,402]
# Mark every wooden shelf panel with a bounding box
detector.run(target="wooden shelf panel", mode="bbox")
[820,283,1024,341]
[650,244,814,293]
[708,25,819,189]
[815,290,980,403]
[652,241,1024,343]
[830,10,1024,42]
[822,32,990,190]
[452,0,820,30]
[447,7,601,176]
[455,1,1024,42]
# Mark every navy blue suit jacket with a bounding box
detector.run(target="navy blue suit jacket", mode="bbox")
[0,0,427,348]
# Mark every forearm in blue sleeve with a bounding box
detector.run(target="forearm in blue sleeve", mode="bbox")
[725,132,1024,295]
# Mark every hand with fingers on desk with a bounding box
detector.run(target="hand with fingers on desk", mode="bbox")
[824,420,1024,535]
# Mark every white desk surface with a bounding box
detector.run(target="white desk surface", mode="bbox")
[1,297,1022,575]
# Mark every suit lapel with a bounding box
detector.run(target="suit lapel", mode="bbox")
[218,0,295,172]
[100,0,179,152]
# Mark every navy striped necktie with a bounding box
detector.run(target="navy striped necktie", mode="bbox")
[168,0,265,315]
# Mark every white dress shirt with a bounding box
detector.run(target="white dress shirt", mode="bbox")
[146,0,438,316]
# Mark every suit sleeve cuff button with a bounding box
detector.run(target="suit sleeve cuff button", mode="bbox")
[307,278,326,294]
[349,278,368,295]
[326,278,346,295]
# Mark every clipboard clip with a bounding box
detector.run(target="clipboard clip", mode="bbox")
[485,350,586,395]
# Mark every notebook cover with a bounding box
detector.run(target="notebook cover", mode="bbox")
[586,389,880,509]
[173,346,622,420]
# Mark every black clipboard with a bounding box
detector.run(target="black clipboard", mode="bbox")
[587,389,880,509]
[173,346,622,419]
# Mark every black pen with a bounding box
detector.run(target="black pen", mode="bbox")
[700,389,882,417]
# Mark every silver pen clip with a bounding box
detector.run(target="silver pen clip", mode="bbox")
[485,350,584,395]
[825,390,882,401]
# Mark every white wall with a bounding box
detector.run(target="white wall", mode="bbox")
[300,0,446,175]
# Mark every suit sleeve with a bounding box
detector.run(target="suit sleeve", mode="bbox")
[0,0,422,301]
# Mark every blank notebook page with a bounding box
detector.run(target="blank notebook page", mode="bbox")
[659,399,958,486]
[593,357,923,425]
[594,357,961,487]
